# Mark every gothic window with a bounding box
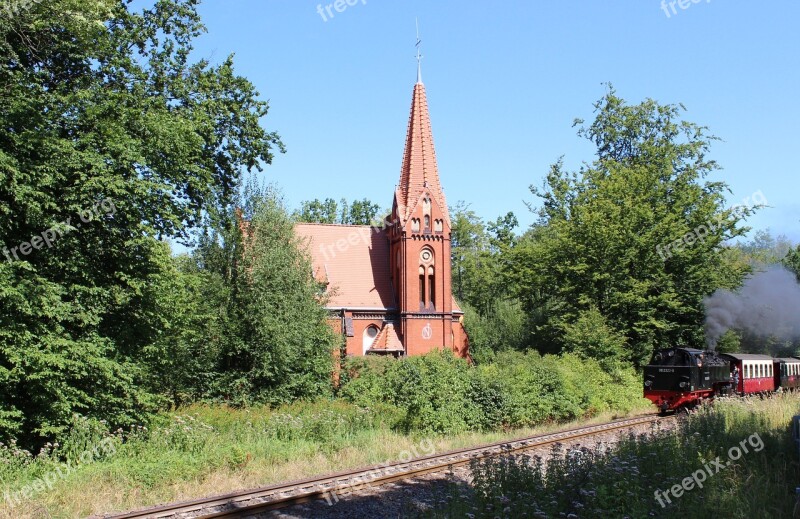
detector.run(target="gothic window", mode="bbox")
[434,219,443,232]
[419,266,426,308]
[428,265,435,310]
[424,215,430,230]
[422,197,431,216]
[363,325,379,354]
[412,218,420,232]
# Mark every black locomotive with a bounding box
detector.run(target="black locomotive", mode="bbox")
[643,347,733,413]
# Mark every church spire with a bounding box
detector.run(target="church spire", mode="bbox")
[395,75,449,228]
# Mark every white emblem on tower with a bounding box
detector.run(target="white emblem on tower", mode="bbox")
[422,323,433,340]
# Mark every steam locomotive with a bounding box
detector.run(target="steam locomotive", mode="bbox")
[643,347,800,413]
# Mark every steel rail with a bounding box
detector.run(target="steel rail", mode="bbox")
[99,413,673,519]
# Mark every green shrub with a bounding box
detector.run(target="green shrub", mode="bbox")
[338,349,646,434]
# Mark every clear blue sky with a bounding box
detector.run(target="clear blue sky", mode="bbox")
[184,0,799,241]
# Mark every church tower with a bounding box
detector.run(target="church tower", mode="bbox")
[389,75,468,357]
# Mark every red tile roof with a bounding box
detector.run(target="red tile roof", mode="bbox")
[368,323,404,353]
[295,223,396,310]
[396,82,450,227]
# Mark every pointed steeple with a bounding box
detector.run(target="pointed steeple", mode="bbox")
[395,81,449,227]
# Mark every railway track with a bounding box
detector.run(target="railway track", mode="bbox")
[100,413,674,519]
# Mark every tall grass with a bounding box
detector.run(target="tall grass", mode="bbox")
[0,402,651,518]
[431,392,800,518]
[0,351,651,518]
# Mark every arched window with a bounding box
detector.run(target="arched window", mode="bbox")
[412,218,420,232]
[419,266,426,308]
[434,219,443,232]
[422,197,431,216]
[363,325,379,354]
[428,265,435,310]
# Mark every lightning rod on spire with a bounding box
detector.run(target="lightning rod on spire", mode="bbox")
[415,18,423,84]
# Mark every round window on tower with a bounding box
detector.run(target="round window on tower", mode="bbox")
[420,248,433,264]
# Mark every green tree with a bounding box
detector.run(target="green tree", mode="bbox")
[296,197,381,225]
[784,245,800,281]
[559,307,627,370]
[345,198,381,225]
[296,198,340,224]
[513,87,752,367]
[211,184,338,405]
[450,202,518,316]
[0,0,282,444]
[735,229,793,267]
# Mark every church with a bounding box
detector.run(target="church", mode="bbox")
[294,70,469,359]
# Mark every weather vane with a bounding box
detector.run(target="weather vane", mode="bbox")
[415,18,423,83]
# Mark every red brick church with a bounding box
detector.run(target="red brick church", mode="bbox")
[295,74,469,359]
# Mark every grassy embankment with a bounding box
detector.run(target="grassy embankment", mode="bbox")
[432,392,800,518]
[0,351,650,518]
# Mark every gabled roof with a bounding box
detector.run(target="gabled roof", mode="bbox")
[395,81,449,228]
[295,223,396,310]
[368,323,404,353]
